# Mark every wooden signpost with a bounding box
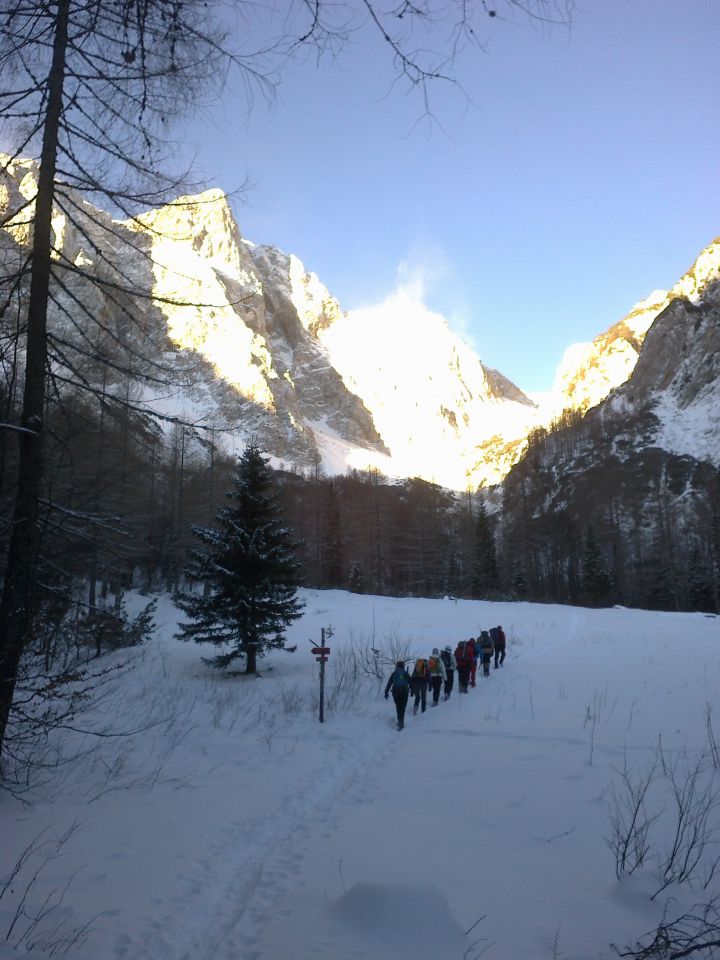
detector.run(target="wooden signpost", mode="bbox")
[311,626,333,723]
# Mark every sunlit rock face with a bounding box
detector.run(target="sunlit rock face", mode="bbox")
[0,164,388,472]
[313,289,538,489]
[2,154,718,489]
[602,275,720,466]
[121,188,540,488]
[546,239,720,420]
[133,192,276,410]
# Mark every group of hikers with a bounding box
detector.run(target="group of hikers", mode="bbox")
[384,627,508,730]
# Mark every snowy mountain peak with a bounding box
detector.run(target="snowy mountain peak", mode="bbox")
[545,236,720,421]
[133,189,248,275]
[311,286,538,488]
[2,154,719,488]
[672,236,720,303]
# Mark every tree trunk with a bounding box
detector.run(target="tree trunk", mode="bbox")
[245,642,258,675]
[0,0,70,761]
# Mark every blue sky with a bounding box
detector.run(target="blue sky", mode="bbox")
[189,0,719,394]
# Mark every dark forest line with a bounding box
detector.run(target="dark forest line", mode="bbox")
[1,383,718,631]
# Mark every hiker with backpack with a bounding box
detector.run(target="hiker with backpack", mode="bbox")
[470,637,480,687]
[454,639,473,694]
[384,660,412,730]
[411,656,431,714]
[427,647,447,707]
[479,631,494,677]
[492,625,507,668]
[440,645,456,700]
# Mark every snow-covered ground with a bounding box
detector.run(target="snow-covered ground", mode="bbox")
[1,590,719,960]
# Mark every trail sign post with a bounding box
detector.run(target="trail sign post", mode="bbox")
[312,625,333,723]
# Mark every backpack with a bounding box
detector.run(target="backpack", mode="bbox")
[456,641,467,661]
[392,668,409,690]
[489,627,499,644]
[413,658,427,677]
[428,656,439,672]
[440,649,451,669]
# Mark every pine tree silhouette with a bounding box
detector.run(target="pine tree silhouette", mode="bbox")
[176,442,304,673]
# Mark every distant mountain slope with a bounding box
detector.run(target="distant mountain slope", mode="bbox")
[1,159,538,488]
[499,267,720,610]
[311,287,537,489]
[602,275,720,465]
[2,154,718,491]
[545,238,720,419]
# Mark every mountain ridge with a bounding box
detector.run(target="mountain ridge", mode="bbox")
[2,155,719,489]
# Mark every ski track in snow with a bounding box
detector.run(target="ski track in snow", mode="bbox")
[172,727,399,960]
[126,604,620,960]
[176,613,598,960]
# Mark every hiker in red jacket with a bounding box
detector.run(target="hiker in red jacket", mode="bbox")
[492,625,507,668]
[454,639,473,694]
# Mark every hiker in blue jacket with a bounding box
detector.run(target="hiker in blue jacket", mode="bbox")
[385,660,412,730]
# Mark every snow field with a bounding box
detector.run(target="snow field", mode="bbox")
[1,590,719,959]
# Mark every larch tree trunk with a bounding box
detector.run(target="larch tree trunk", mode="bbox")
[0,0,70,761]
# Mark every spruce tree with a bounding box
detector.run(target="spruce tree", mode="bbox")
[176,442,304,673]
[582,525,612,607]
[320,480,344,589]
[470,498,499,598]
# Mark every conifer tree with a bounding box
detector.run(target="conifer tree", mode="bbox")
[470,498,499,597]
[582,525,611,607]
[711,469,720,613]
[348,560,366,595]
[176,442,304,674]
[320,480,344,589]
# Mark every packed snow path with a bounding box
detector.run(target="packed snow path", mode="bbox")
[1,591,719,960]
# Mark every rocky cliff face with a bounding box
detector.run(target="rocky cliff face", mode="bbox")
[129,191,391,470]
[498,257,720,609]
[311,287,538,489]
[546,239,720,420]
[601,275,720,466]
[1,160,538,488]
[2,153,718,491]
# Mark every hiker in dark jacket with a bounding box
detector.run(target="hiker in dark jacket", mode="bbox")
[470,636,480,687]
[479,631,494,677]
[411,656,431,714]
[454,639,473,694]
[385,661,412,730]
[492,625,507,668]
[468,637,480,687]
[441,645,456,700]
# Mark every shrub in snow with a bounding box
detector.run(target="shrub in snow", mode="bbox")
[607,741,720,897]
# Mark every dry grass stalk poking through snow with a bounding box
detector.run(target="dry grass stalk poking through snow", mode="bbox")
[0,822,92,955]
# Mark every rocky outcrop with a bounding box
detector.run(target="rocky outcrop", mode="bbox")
[602,277,720,465]
[2,152,718,490]
[547,239,720,420]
